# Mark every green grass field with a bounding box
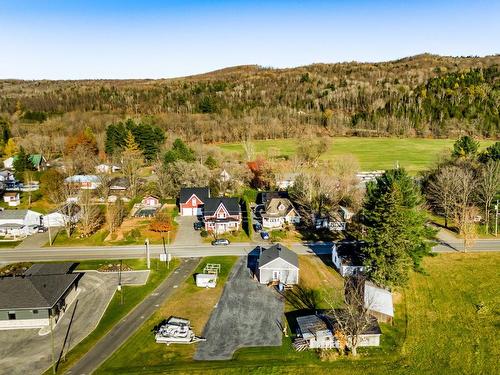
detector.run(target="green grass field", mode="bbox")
[218,137,494,174]
[95,253,500,375]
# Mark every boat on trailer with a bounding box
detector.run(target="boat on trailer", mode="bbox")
[155,317,206,345]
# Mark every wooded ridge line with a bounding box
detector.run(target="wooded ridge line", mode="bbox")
[0,54,499,142]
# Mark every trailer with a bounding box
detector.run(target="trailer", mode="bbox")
[195,263,221,288]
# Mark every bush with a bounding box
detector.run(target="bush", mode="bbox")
[129,228,141,239]
[200,230,208,238]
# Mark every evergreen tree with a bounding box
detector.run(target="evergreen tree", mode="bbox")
[164,138,196,165]
[452,136,480,158]
[360,169,435,287]
[479,141,500,163]
[13,146,35,179]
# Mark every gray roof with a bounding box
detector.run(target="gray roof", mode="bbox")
[262,198,298,218]
[203,198,240,216]
[24,262,76,276]
[0,274,79,310]
[0,209,31,220]
[179,187,210,203]
[259,243,299,269]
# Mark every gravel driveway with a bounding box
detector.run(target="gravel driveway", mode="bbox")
[0,270,148,375]
[194,257,284,360]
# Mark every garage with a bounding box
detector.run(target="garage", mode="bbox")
[181,207,202,216]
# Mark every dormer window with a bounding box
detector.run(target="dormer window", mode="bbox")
[278,203,285,211]
[192,198,197,206]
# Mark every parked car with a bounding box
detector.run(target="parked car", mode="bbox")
[253,222,262,232]
[37,226,48,233]
[260,231,270,240]
[193,221,204,230]
[211,238,230,246]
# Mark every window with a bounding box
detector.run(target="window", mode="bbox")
[192,198,197,206]
[8,312,16,320]
[33,310,38,314]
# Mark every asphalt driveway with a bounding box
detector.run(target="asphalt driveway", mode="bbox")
[194,257,284,360]
[174,215,204,246]
[0,270,148,375]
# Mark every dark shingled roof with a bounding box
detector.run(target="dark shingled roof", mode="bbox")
[0,274,79,310]
[179,187,210,203]
[24,262,76,276]
[336,241,366,266]
[259,243,299,269]
[203,198,241,216]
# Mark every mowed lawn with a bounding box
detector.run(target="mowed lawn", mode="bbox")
[218,137,494,174]
[95,253,499,375]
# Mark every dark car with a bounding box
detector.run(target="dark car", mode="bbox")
[211,238,230,246]
[253,222,262,232]
[260,231,270,240]
[193,221,204,230]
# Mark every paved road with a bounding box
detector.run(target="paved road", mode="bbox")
[0,242,334,263]
[0,239,498,264]
[66,257,200,375]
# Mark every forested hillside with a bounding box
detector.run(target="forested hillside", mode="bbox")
[1,54,499,143]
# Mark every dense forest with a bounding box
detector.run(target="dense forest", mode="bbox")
[0,54,499,145]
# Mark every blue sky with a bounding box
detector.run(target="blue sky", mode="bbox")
[0,0,498,79]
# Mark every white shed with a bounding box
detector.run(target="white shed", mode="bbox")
[364,281,394,323]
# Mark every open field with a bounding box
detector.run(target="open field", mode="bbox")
[96,252,499,374]
[218,137,495,174]
[43,257,180,375]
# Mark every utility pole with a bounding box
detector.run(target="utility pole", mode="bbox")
[50,314,56,374]
[495,200,498,237]
[47,215,52,247]
[145,238,150,269]
[119,259,123,305]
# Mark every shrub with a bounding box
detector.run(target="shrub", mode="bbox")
[200,230,208,238]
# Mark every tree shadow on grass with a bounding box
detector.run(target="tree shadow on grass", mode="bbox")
[284,285,321,311]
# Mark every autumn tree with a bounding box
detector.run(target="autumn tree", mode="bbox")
[3,138,18,157]
[150,212,174,250]
[297,137,331,167]
[121,131,143,198]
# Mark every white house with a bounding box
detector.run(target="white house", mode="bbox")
[0,209,42,237]
[257,243,299,285]
[65,175,101,190]
[261,198,300,229]
[364,281,394,323]
[276,172,299,190]
[95,163,121,174]
[293,313,381,351]
[331,242,365,277]
[42,204,82,228]
[3,192,20,207]
[0,170,15,183]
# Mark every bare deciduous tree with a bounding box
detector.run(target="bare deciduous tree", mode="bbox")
[107,198,125,234]
[78,191,103,237]
[477,161,500,235]
[326,276,375,357]
[425,165,458,228]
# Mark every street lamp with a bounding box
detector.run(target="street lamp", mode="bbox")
[495,200,498,237]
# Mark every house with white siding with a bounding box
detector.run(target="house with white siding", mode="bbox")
[0,209,42,237]
[257,243,299,285]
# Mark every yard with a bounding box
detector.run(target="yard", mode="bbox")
[43,258,180,375]
[218,137,495,174]
[95,252,499,374]
[96,256,238,374]
[49,205,179,247]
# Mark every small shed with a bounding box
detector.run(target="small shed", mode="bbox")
[3,192,20,207]
[142,195,161,207]
[257,243,299,285]
[364,281,394,323]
